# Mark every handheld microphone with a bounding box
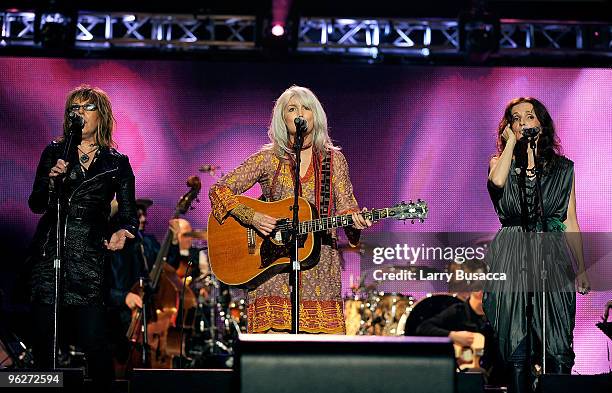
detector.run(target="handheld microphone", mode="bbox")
[294,117,307,133]
[68,112,84,131]
[521,127,540,139]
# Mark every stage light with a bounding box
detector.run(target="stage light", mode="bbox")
[271,24,285,37]
[260,0,297,54]
[40,13,73,48]
[458,2,499,62]
[33,7,78,50]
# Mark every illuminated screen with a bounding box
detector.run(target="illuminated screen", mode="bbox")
[0,57,610,373]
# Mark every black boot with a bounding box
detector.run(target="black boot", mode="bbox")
[546,357,572,374]
[509,362,531,393]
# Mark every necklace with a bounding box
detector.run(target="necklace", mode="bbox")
[78,145,98,164]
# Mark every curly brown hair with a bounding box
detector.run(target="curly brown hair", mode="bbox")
[62,84,116,147]
[496,97,562,164]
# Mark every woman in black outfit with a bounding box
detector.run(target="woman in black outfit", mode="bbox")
[484,97,590,393]
[28,85,137,390]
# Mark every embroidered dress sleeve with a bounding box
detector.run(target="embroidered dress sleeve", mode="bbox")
[331,151,361,245]
[209,150,267,224]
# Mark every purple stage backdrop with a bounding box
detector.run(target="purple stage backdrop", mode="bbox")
[0,57,611,374]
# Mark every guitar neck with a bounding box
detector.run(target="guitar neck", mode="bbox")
[298,208,391,234]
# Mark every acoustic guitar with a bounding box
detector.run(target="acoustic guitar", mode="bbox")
[208,195,428,288]
[454,332,485,370]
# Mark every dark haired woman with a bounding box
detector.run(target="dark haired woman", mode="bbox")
[484,97,590,393]
[28,85,137,390]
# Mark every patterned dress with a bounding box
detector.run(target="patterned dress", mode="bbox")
[209,147,360,333]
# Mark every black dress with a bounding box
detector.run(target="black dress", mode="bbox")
[483,156,576,369]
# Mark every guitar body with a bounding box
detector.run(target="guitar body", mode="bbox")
[208,195,321,288]
[454,332,485,370]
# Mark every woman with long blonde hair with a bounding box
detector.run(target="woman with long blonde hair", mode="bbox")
[210,85,370,333]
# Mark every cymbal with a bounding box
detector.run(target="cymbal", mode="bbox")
[182,230,208,240]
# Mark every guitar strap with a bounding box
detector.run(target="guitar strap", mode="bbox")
[269,151,333,213]
[318,151,333,219]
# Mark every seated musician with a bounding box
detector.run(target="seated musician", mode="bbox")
[107,199,160,370]
[108,198,160,312]
[107,200,195,369]
[416,260,502,384]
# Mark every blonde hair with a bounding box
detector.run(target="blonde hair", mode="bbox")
[265,85,338,158]
[62,84,116,147]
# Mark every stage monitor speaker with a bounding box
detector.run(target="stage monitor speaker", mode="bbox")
[237,335,455,393]
[540,373,612,393]
[457,371,484,393]
[130,368,233,393]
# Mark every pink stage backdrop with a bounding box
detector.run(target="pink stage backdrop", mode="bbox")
[0,58,610,374]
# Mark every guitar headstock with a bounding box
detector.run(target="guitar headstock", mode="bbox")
[174,176,202,216]
[389,199,428,222]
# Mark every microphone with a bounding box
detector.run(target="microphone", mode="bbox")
[521,127,540,139]
[294,117,307,133]
[198,165,220,173]
[68,112,84,131]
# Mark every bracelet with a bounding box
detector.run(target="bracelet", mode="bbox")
[231,204,255,226]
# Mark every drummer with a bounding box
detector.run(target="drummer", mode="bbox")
[167,219,209,280]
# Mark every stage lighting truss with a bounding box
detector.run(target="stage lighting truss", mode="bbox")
[297,17,612,58]
[1,11,611,57]
[0,11,36,46]
[0,11,256,49]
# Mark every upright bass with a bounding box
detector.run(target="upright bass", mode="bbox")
[126,176,201,368]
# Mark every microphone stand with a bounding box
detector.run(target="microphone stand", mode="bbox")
[138,277,152,367]
[51,118,82,368]
[527,135,548,377]
[290,118,305,334]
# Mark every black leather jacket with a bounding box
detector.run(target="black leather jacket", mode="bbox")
[28,141,137,305]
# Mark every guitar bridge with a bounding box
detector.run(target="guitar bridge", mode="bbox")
[247,228,256,254]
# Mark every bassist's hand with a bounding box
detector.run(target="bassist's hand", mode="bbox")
[125,292,143,310]
[252,212,277,236]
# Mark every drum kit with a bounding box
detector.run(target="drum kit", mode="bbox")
[178,230,248,368]
[344,290,415,336]
[344,282,464,337]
